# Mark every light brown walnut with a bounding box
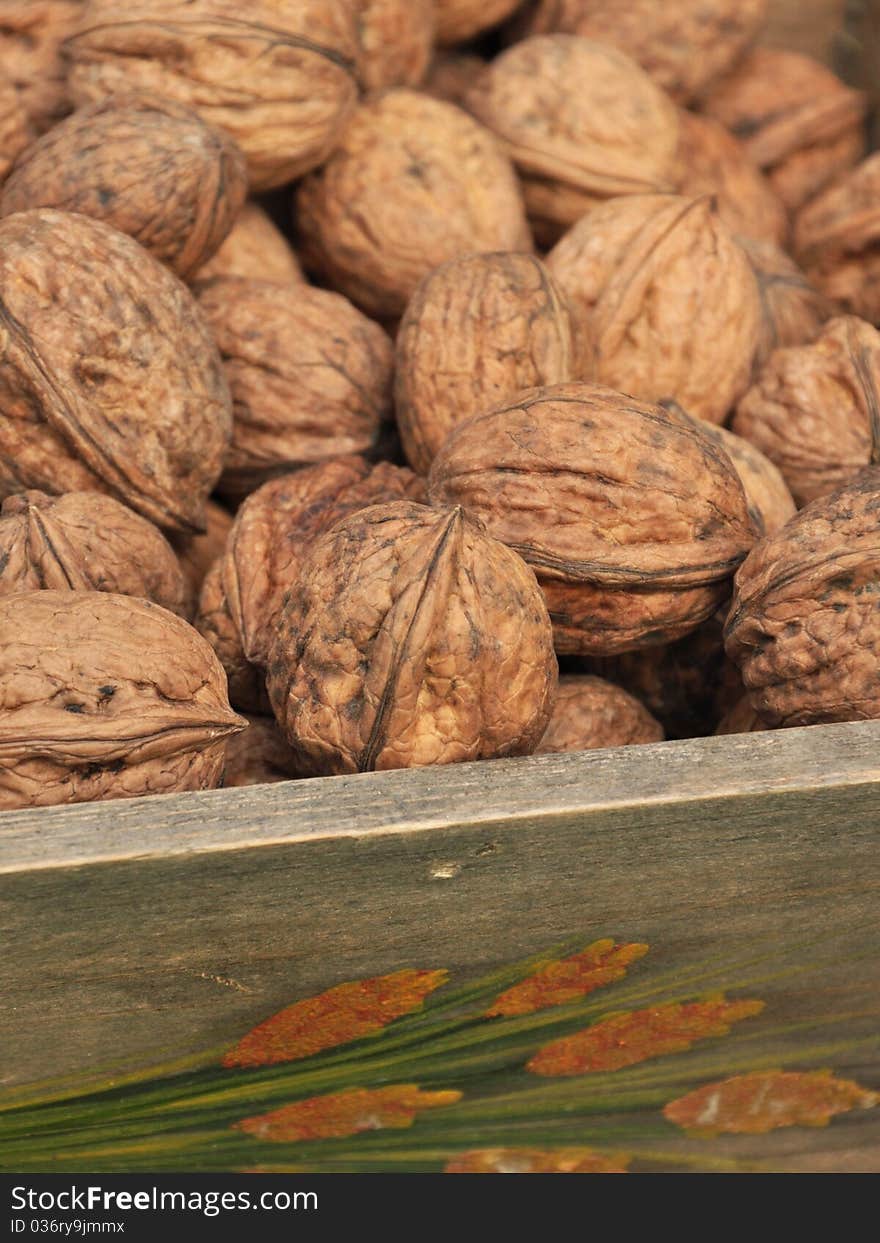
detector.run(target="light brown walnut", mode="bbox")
[535,675,663,754]
[0,590,245,810]
[355,0,434,92]
[223,714,302,787]
[266,501,557,775]
[0,65,30,182]
[435,0,523,46]
[739,235,833,371]
[0,1,80,134]
[295,90,531,318]
[395,252,576,475]
[422,54,487,109]
[194,203,304,287]
[0,210,232,534]
[170,499,233,606]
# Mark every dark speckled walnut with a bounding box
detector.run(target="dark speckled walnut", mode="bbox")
[0,490,188,617]
[0,1,81,134]
[536,675,663,753]
[428,382,757,655]
[0,590,245,810]
[725,469,880,727]
[356,0,434,92]
[0,210,232,534]
[0,95,248,280]
[266,501,557,775]
[194,203,304,286]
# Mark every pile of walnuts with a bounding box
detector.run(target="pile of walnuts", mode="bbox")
[0,0,877,811]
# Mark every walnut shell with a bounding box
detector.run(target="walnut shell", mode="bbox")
[195,278,393,502]
[517,0,767,105]
[295,90,531,319]
[0,590,245,810]
[546,195,761,425]
[0,95,248,280]
[0,65,30,183]
[714,695,767,735]
[170,499,233,603]
[427,382,756,655]
[535,675,663,754]
[65,0,360,191]
[0,1,80,134]
[0,209,232,534]
[733,317,880,508]
[675,111,788,247]
[724,469,880,727]
[222,714,302,787]
[266,501,557,775]
[739,235,833,371]
[196,456,425,712]
[435,0,523,46]
[466,36,681,246]
[356,0,434,92]
[395,252,576,475]
[793,153,880,326]
[0,490,188,616]
[686,421,795,538]
[701,49,867,212]
[423,53,487,109]
[194,203,304,287]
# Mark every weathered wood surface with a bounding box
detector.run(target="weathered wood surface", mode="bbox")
[1,723,879,1170]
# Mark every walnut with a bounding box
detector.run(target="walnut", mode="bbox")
[0,490,188,617]
[266,501,557,775]
[733,317,880,508]
[0,65,30,183]
[295,90,531,319]
[427,382,756,655]
[395,252,576,475]
[675,111,787,247]
[516,0,767,105]
[222,714,302,787]
[435,0,523,46]
[0,1,80,134]
[1,95,248,280]
[170,499,233,604]
[793,154,880,326]
[465,35,681,246]
[546,195,761,425]
[724,469,880,727]
[0,210,231,534]
[65,0,360,191]
[195,278,393,502]
[423,53,487,109]
[196,457,424,712]
[355,0,434,92]
[194,203,304,287]
[701,49,867,212]
[738,235,833,371]
[535,675,663,754]
[0,590,245,810]
[715,695,767,735]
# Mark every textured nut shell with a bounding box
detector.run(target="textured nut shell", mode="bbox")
[0,210,231,534]
[170,499,233,602]
[196,278,393,500]
[0,590,245,810]
[733,317,880,507]
[535,675,663,754]
[701,49,867,211]
[435,0,522,45]
[690,422,795,538]
[66,0,360,191]
[739,235,832,371]
[423,53,487,109]
[0,95,248,279]
[715,695,767,735]
[296,90,531,318]
[0,490,188,616]
[466,36,681,242]
[518,0,767,105]
[267,501,557,775]
[675,111,787,247]
[194,203,304,286]
[196,457,425,711]
[356,0,434,92]
[395,252,575,475]
[427,383,756,655]
[0,67,30,182]
[0,1,80,134]
[223,714,302,787]
[724,470,880,727]
[546,195,761,425]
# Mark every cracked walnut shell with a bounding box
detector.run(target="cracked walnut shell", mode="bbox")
[546,195,761,425]
[0,95,248,280]
[427,383,756,655]
[0,210,232,534]
[267,501,557,775]
[65,0,360,191]
[0,590,245,810]
[295,89,531,319]
[535,675,663,754]
[724,470,880,727]
[395,252,576,475]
